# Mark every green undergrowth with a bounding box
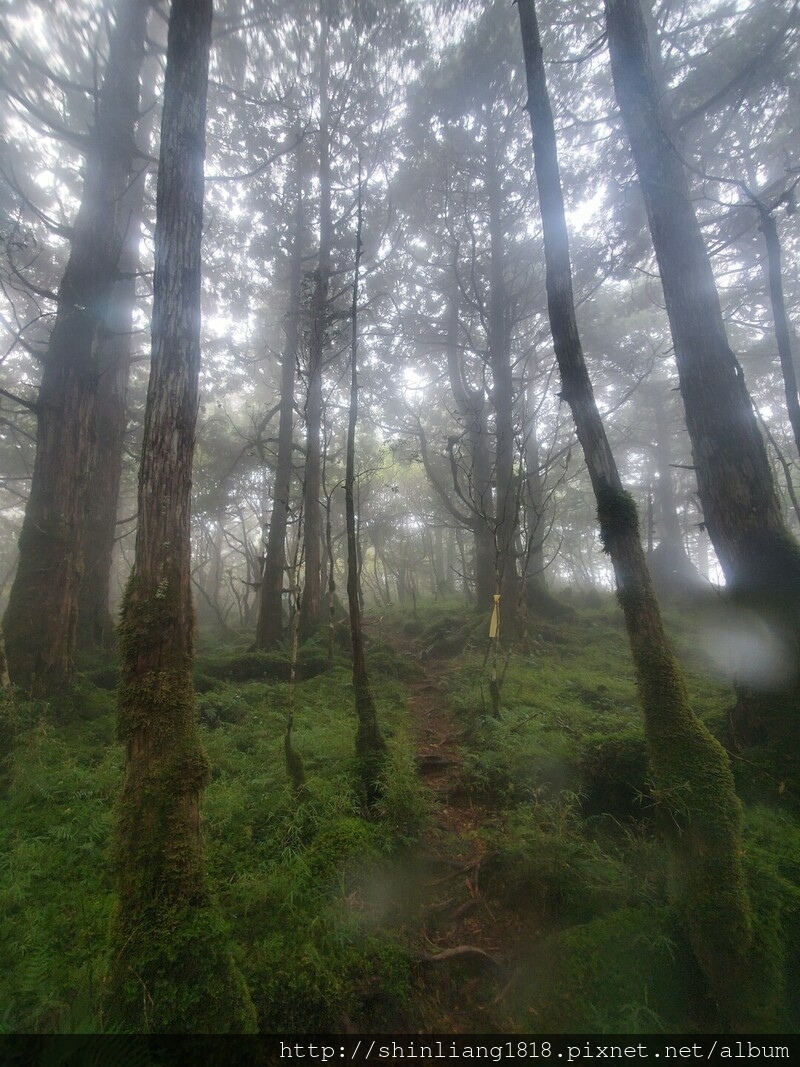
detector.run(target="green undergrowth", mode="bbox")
[1,596,798,1034]
[0,696,118,1034]
[0,640,427,1034]
[390,595,800,1033]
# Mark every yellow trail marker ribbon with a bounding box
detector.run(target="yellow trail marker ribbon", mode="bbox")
[489,593,501,639]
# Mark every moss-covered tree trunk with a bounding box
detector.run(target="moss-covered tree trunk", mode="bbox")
[256,163,305,651]
[517,0,754,1026]
[604,0,800,746]
[107,0,255,1032]
[2,0,147,695]
[345,168,385,801]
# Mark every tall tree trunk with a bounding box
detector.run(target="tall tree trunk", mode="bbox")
[446,526,457,596]
[256,173,304,650]
[522,382,549,612]
[345,168,385,801]
[197,515,226,628]
[3,0,148,696]
[455,528,472,605]
[299,1,332,642]
[605,0,800,744]
[485,109,520,621]
[77,66,159,654]
[431,526,449,596]
[76,157,145,653]
[518,0,755,1026]
[107,0,255,1032]
[444,254,495,610]
[755,200,800,458]
[649,386,699,596]
[653,395,682,545]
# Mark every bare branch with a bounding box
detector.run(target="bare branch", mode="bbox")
[0,386,38,414]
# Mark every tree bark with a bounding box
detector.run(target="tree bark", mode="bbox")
[3,0,148,695]
[518,0,756,1027]
[757,203,800,458]
[299,1,332,642]
[255,173,304,650]
[648,386,700,597]
[345,167,385,801]
[604,0,800,620]
[77,64,159,654]
[76,155,145,653]
[522,382,551,612]
[107,0,255,1032]
[444,255,495,610]
[606,0,800,747]
[485,109,521,621]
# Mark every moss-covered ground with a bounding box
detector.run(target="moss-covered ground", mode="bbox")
[0,594,797,1034]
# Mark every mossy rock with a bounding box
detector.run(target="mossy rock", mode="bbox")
[580,730,651,821]
[402,619,425,637]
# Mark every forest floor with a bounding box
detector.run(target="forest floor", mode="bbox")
[1,596,799,1035]
[395,652,525,1030]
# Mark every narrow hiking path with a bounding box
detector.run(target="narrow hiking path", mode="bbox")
[387,636,532,1031]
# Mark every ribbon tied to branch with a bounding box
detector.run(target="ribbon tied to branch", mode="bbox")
[488,593,501,639]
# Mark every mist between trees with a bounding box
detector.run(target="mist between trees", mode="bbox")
[0,0,798,1038]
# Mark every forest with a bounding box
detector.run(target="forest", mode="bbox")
[0,0,799,1044]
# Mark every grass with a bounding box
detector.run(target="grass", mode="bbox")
[0,593,798,1034]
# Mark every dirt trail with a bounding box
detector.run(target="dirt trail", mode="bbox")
[393,649,527,1030]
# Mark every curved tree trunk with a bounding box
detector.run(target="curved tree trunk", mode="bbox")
[605,0,800,744]
[518,0,755,1026]
[107,0,255,1032]
[3,0,148,696]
